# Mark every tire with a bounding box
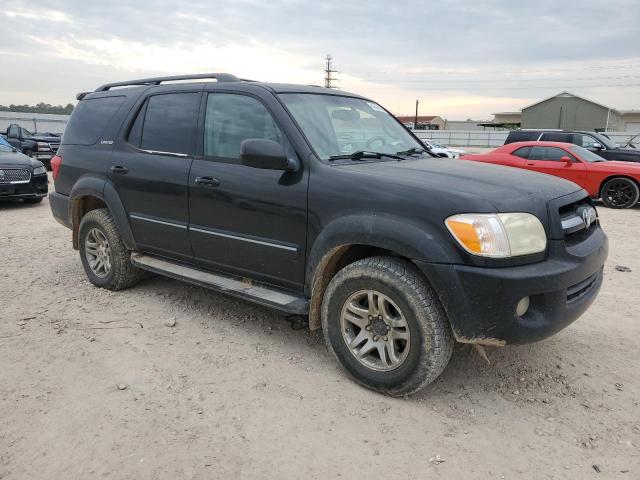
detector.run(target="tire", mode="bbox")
[600,177,639,209]
[321,256,454,397]
[78,208,143,291]
[23,197,43,204]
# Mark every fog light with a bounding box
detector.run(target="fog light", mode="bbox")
[516,296,530,317]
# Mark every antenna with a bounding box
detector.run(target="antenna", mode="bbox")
[324,54,339,89]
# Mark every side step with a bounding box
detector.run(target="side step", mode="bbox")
[131,253,309,315]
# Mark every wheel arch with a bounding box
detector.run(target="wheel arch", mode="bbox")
[69,176,136,250]
[599,174,640,198]
[306,215,452,330]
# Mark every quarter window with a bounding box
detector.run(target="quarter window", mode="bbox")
[204,94,283,159]
[138,93,200,155]
[512,146,531,159]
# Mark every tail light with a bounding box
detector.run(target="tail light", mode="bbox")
[51,155,63,180]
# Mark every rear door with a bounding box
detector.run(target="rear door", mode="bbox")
[188,91,308,291]
[110,91,201,261]
[521,146,587,186]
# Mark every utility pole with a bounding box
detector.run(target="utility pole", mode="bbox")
[414,99,419,130]
[324,54,338,89]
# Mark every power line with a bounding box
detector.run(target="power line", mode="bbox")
[324,54,339,89]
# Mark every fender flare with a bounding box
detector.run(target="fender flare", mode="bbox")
[69,175,136,250]
[305,213,453,291]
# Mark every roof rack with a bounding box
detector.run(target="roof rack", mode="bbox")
[93,73,241,92]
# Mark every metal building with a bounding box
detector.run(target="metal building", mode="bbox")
[521,92,621,132]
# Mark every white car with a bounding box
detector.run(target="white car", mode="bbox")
[422,140,467,158]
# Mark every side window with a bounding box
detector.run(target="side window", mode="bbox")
[544,147,575,161]
[127,103,146,148]
[512,146,531,159]
[529,146,546,160]
[204,94,283,159]
[7,125,19,138]
[578,134,599,149]
[139,93,200,155]
[540,132,572,143]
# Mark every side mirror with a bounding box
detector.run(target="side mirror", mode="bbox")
[560,156,573,166]
[240,139,295,171]
[592,142,603,150]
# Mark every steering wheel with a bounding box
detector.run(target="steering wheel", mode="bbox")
[366,136,386,151]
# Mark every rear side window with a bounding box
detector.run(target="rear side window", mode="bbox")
[62,96,125,145]
[137,93,200,155]
[540,132,572,143]
[505,131,538,144]
[512,146,531,158]
[204,93,283,159]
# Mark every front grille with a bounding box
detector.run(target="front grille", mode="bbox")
[559,198,598,245]
[567,271,599,303]
[49,142,60,153]
[0,168,31,184]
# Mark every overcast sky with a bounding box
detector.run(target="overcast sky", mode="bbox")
[1,0,639,119]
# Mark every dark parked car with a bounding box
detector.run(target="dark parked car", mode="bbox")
[0,136,48,203]
[505,130,640,163]
[49,74,608,396]
[1,123,60,168]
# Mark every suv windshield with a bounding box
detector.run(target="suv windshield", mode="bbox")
[591,133,617,149]
[279,93,425,160]
[570,145,605,162]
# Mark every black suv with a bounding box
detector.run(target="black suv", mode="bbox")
[49,74,608,396]
[0,137,48,203]
[505,130,640,163]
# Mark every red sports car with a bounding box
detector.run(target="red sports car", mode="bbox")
[461,141,640,209]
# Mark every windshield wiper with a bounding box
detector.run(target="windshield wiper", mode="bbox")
[328,150,404,161]
[396,147,430,156]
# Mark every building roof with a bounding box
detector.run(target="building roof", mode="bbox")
[491,112,522,116]
[395,115,441,123]
[521,91,619,113]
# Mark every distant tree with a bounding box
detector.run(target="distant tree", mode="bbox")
[0,103,74,114]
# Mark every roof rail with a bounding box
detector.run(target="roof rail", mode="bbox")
[94,73,241,92]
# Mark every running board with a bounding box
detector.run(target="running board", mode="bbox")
[131,253,309,315]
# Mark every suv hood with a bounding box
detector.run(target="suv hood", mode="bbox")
[337,157,583,212]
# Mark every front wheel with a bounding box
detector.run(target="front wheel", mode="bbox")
[321,256,454,397]
[600,177,639,209]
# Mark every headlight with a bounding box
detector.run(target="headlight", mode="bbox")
[36,142,51,151]
[445,213,547,258]
[33,165,47,175]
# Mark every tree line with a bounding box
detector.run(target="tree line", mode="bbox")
[0,102,74,115]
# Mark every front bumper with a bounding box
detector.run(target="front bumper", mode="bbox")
[416,226,608,345]
[0,174,48,200]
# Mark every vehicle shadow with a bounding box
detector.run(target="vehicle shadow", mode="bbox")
[0,198,47,211]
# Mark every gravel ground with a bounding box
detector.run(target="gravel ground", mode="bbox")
[1,177,639,479]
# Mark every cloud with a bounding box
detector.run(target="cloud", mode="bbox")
[1,0,639,118]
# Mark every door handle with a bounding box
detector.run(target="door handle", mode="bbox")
[110,165,129,174]
[526,163,535,166]
[195,176,220,187]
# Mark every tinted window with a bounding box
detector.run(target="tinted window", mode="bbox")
[512,146,531,158]
[577,134,600,149]
[204,94,283,159]
[140,93,200,155]
[505,131,538,144]
[540,132,572,143]
[529,146,574,162]
[62,96,125,145]
[127,103,146,148]
[7,125,19,138]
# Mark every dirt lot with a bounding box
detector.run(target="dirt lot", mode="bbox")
[1,178,639,479]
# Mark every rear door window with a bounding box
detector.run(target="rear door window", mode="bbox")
[138,93,200,155]
[62,96,125,145]
[540,132,572,143]
[505,131,538,144]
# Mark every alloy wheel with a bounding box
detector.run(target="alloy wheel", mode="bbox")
[340,289,411,372]
[85,227,112,278]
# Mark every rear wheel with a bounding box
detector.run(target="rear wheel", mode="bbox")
[600,177,639,209]
[78,208,143,290]
[321,256,454,397]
